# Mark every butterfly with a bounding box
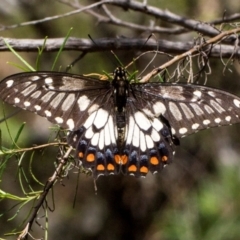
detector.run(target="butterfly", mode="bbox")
[1,67,240,177]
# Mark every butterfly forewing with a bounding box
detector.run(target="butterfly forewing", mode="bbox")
[131,83,240,138]
[1,68,240,178]
[0,72,112,130]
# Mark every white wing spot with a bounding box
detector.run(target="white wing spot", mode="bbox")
[24,101,31,107]
[84,111,97,129]
[78,95,90,111]
[41,91,56,103]
[140,131,146,152]
[49,92,65,107]
[179,127,188,134]
[30,76,40,81]
[192,123,199,130]
[153,102,166,116]
[208,91,216,97]
[6,79,14,88]
[193,90,202,98]
[21,84,37,96]
[133,124,140,148]
[160,86,185,100]
[171,127,176,135]
[225,116,231,122]
[190,103,204,116]
[210,100,225,113]
[126,116,135,145]
[31,90,41,99]
[66,119,75,130]
[134,111,151,131]
[203,119,210,125]
[48,86,55,90]
[44,77,53,84]
[108,115,116,144]
[169,102,182,121]
[14,97,20,103]
[55,117,63,124]
[204,105,214,114]
[99,130,104,150]
[142,108,154,118]
[145,135,154,149]
[233,99,240,108]
[215,118,221,123]
[61,94,75,111]
[151,118,163,132]
[104,123,111,146]
[180,103,194,119]
[85,126,94,139]
[34,105,41,111]
[88,104,99,114]
[151,129,160,142]
[44,110,52,117]
[91,133,100,146]
[93,109,109,129]
[216,98,222,104]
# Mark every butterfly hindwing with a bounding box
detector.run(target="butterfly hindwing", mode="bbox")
[67,101,121,177]
[121,101,176,177]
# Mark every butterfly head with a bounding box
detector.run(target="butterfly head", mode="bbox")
[114,67,127,81]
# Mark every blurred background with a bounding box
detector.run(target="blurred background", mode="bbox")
[1,0,240,239]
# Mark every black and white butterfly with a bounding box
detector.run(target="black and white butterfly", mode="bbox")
[1,67,240,177]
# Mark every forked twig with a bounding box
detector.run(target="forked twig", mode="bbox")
[140,27,240,83]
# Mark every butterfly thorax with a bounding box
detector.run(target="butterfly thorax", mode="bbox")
[112,67,129,148]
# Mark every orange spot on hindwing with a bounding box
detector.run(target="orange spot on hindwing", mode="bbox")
[114,154,128,165]
[150,156,159,165]
[121,154,128,165]
[162,155,168,162]
[140,166,148,174]
[128,165,137,172]
[78,152,84,158]
[86,153,95,162]
[96,164,105,171]
[114,155,121,164]
[107,163,114,171]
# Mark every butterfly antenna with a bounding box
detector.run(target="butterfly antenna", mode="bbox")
[89,34,124,72]
[66,52,87,72]
[138,34,159,78]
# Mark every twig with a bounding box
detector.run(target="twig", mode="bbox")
[140,27,240,82]
[0,1,108,31]
[0,142,67,156]
[17,146,73,240]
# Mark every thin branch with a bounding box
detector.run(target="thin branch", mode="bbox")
[0,142,67,156]
[17,146,73,240]
[140,27,240,82]
[211,13,240,25]
[1,37,240,58]
[108,0,220,36]
[0,1,108,31]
